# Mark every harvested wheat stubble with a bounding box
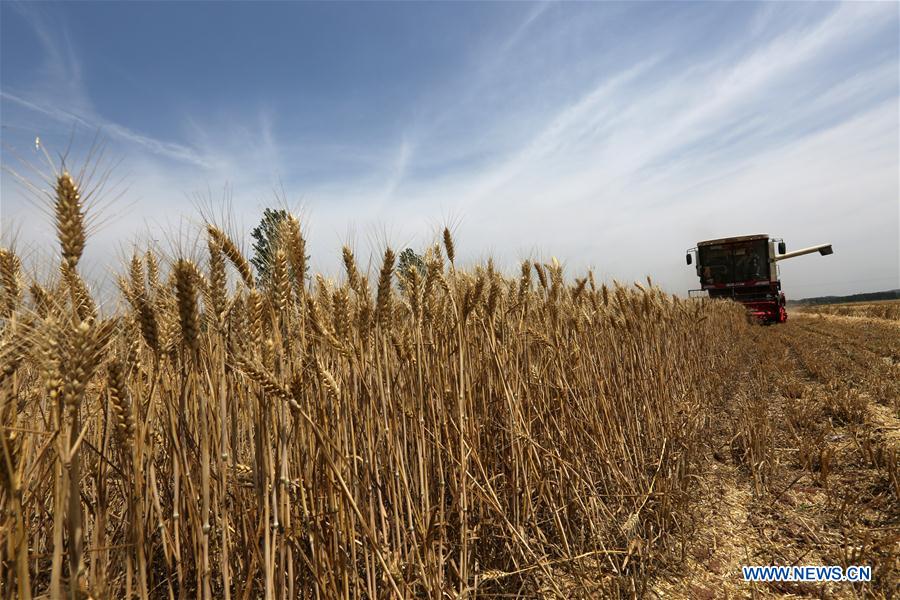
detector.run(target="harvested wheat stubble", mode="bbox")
[657,316,899,599]
[798,299,900,322]
[2,165,770,599]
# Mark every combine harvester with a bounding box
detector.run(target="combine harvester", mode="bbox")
[685,234,833,324]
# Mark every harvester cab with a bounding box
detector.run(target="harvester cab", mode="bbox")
[685,234,833,324]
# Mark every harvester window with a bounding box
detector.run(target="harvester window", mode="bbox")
[735,251,763,280]
[699,246,731,284]
[698,240,769,286]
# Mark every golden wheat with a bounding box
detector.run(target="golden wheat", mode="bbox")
[13,163,897,599]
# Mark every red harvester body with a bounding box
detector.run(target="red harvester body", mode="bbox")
[686,234,833,324]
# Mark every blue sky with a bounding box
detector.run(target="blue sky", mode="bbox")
[1,1,898,298]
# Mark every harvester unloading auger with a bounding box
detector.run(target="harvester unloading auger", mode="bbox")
[685,234,833,324]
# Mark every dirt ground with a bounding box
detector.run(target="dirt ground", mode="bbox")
[654,313,899,599]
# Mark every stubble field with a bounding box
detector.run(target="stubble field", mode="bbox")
[796,299,900,322]
[658,311,899,599]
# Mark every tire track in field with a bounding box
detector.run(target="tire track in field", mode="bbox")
[795,319,896,370]
[792,317,900,413]
[793,322,877,375]
[771,324,821,384]
[775,320,900,597]
[657,325,829,599]
[660,319,898,598]
[797,313,900,362]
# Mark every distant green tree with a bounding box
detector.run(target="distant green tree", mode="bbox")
[250,208,289,285]
[397,248,425,291]
[251,209,310,287]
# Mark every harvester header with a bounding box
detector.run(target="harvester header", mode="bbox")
[685,234,833,323]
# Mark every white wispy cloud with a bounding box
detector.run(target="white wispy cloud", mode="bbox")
[1,92,218,170]
[2,2,897,298]
[302,1,897,295]
[1,2,217,171]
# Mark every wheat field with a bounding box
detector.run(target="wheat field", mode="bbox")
[1,168,897,599]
